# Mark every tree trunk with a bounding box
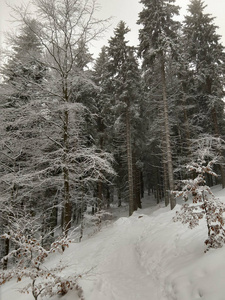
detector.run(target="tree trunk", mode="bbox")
[132,153,142,209]
[160,52,176,209]
[97,181,103,210]
[3,233,10,270]
[63,109,72,236]
[106,186,111,209]
[163,162,169,207]
[140,171,144,199]
[117,188,122,207]
[136,168,142,208]
[126,100,135,216]
[97,116,105,209]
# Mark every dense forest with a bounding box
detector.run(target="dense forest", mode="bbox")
[1,0,225,282]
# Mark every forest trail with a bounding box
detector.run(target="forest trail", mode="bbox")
[48,189,225,300]
[64,196,185,300]
[67,190,208,300]
[3,189,225,300]
[78,214,168,300]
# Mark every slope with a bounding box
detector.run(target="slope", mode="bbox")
[1,187,225,300]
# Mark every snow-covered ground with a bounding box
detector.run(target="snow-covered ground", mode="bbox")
[2,186,225,300]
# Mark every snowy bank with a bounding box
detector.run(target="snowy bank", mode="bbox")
[1,187,225,300]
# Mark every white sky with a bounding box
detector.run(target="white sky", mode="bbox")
[1,0,225,56]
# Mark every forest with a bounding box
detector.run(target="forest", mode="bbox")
[1,0,225,298]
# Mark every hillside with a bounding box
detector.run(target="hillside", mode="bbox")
[1,186,225,300]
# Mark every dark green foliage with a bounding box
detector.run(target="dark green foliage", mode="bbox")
[105,21,144,213]
[183,0,225,135]
[1,0,225,256]
[138,0,180,66]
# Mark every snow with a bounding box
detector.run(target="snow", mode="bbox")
[2,186,225,300]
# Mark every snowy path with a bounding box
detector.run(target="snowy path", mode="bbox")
[3,188,225,300]
[86,217,162,300]
[64,204,192,300]
[69,200,212,300]
[74,216,164,299]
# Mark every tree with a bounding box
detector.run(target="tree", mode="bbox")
[137,0,181,209]
[173,137,225,251]
[92,46,111,151]
[183,0,225,187]
[7,0,113,235]
[106,21,143,215]
[0,19,47,268]
[92,46,114,209]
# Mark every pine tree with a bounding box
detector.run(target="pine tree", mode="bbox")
[106,21,143,215]
[92,46,113,209]
[137,0,181,209]
[183,0,225,187]
[0,20,47,267]
[2,19,44,104]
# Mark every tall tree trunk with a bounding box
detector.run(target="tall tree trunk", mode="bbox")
[117,188,122,207]
[97,117,105,210]
[163,161,169,207]
[106,186,111,209]
[132,152,142,209]
[140,171,144,199]
[160,52,176,209]
[63,109,72,236]
[126,100,135,216]
[136,168,142,209]
[97,181,103,210]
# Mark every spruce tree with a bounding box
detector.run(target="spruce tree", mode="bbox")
[183,0,225,187]
[0,19,46,269]
[92,47,114,209]
[106,21,143,215]
[137,0,180,209]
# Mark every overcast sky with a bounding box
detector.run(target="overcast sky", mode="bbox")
[1,0,225,56]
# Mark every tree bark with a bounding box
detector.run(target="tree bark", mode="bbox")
[132,153,142,209]
[160,52,176,209]
[3,233,10,270]
[126,100,135,216]
[163,161,169,207]
[63,109,72,236]
[97,181,103,210]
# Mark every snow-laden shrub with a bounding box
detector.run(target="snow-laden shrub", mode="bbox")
[173,157,225,251]
[0,228,84,299]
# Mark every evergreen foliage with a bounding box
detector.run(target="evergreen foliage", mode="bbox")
[106,21,144,215]
[183,0,225,136]
[1,0,225,282]
[137,0,181,209]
